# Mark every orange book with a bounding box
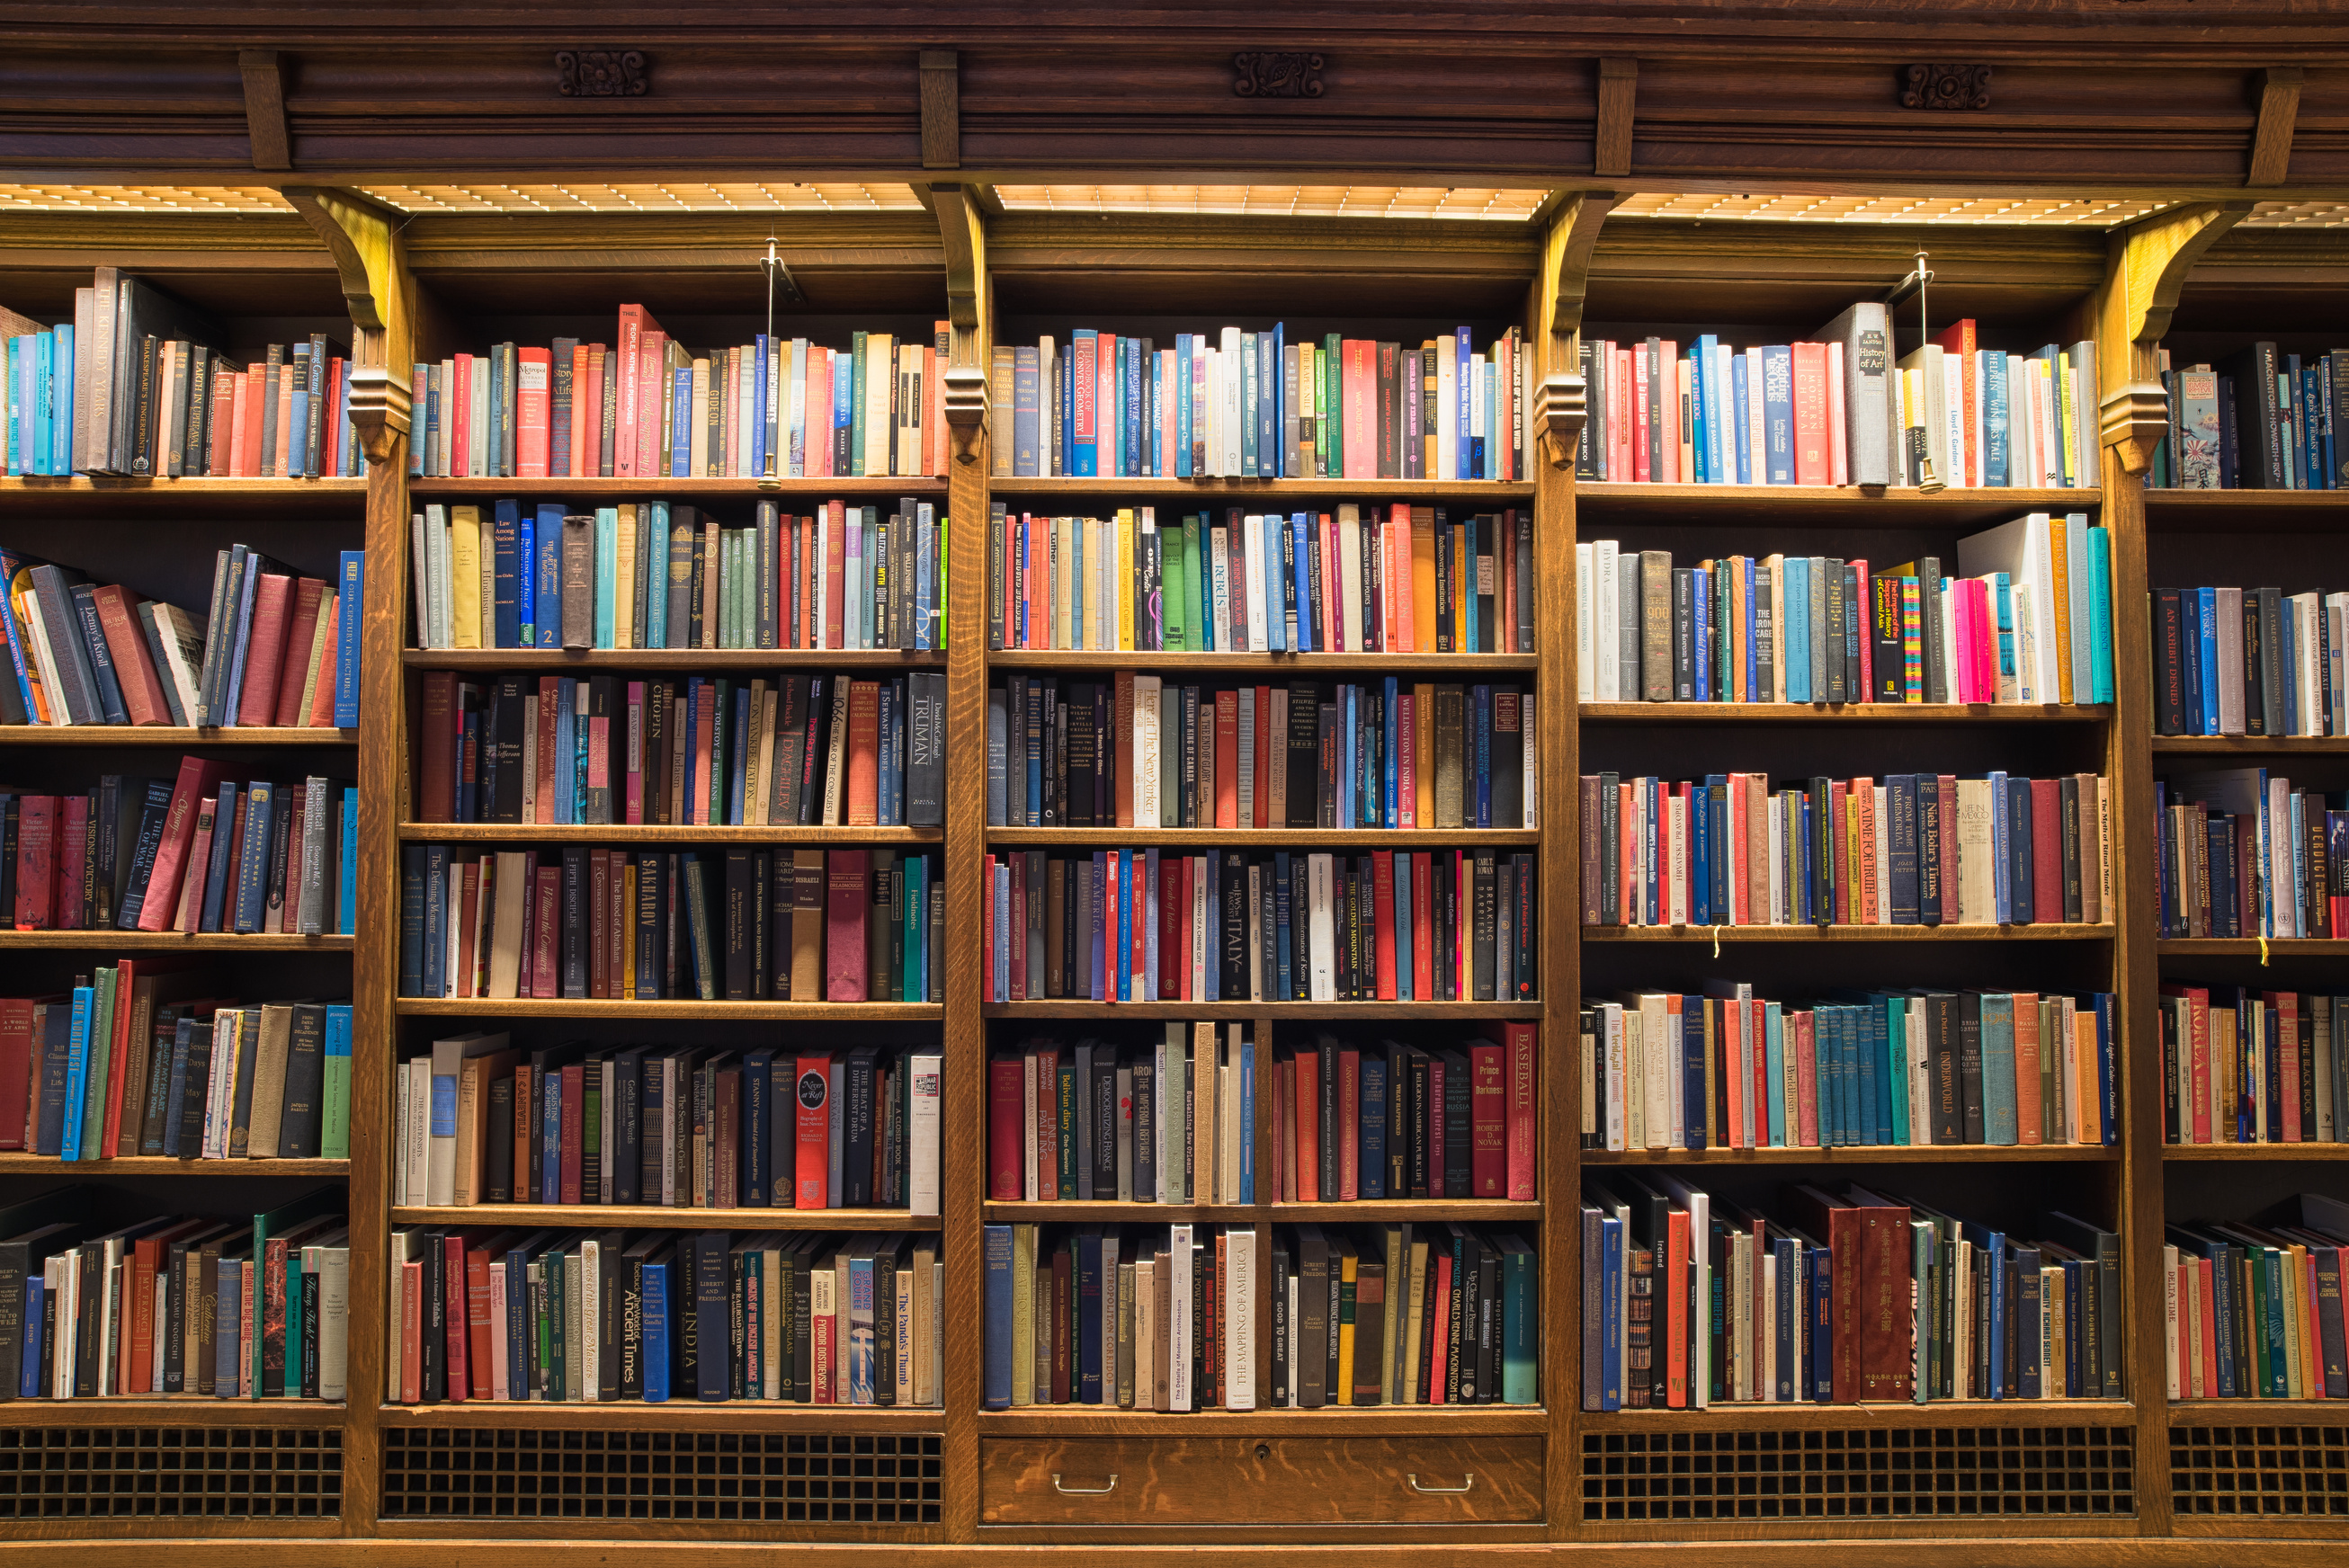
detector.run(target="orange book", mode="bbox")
[237,366,266,477]
[275,364,295,475]
[207,370,235,476]
[1253,684,1273,828]
[1338,1047,1360,1200]
[1371,851,1398,1000]
[844,680,880,824]
[1112,671,1136,828]
[400,1261,423,1403]
[2013,992,2043,1144]
[1212,690,1238,827]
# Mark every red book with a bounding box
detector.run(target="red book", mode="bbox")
[1791,341,1830,486]
[451,353,472,477]
[209,370,236,476]
[1292,1050,1319,1202]
[1344,339,1376,479]
[236,573,293,726]
[1371,851,1398,1000]
[136,758,228,931]
[1664,1207,1690,1406]
[825,850,869,1000]
[987,1056,1024,1199]
[465,1243,496,1400]
[2029,777,2063,924]
[1428,1250,1452,1403]
[56,795,87,930]
[1271,1056,1289,1201]
[238,366,266,477]
[1411,851,1434,997]
[270,576,326,726]
[397,1261,423,1403]
[794,1053,830,1207]
[1212,690,1238,827]
[613,309,649,477]
[417,673,456,823]
[1337,1048,1360,1201]
[1469,1039,1506,1198]
[534,677,562,824]
[1178,857,1195,1000]
[1032,1045,1058,1200]
[516,346,552,477]
[88,584,170,726]
[1630,343,1652,484]
[822,501,848,649]
[845,681,880,825]
[1504,1021,1536,1200]
[439,1234,469,1401]
[1129,852,1148,993]
[1158,857,1183,1000]
[559,1061,585,1203]
[129,1229,166,1393]
[1008,852,1026,1000]
[0,996,41,1149]
[531,867,560,999]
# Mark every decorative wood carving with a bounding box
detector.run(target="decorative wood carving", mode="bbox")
[2094,200,2251,473]
[1899,64,1991,111]
[2248,65,2303,186]
[281,184,413,459]
[556,49,649,98]
[1533,373,1588,473]
[238,49,290,172]
[1233,52,1325,99]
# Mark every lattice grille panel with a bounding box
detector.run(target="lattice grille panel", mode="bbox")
[0,1426,342,1519]
[2172,1425,2349,1518]
[1582,1425,2133,1521]
[381,1428,942,1524]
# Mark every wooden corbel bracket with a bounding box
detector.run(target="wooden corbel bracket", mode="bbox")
[1533,190,1618,468]
[2097,200,2250,474]
[281,184,413,464]
[930,181,992,466]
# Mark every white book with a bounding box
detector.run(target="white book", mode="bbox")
[1622,1010,1644,1150]
[1241,513,1270,651]
[1134,1257,1157,1407]
[907,1052,942,1217]
[1219,327,1244,476]
[1873,784,1891,923]
[487,1259,509,1399]
[1192,859,1210,1002]
[1168,1224,1196,1410]
[1208,526,1232,650]
[1603,1003,1627,1152]
[386,1228,417,1401]
[1576,543,1596,701]
[426,1030,510,1207]
[1652,1172,1711,1404]
[1594,539,1621,700]
[1223,1226,1256,1409]
[1337,503,1365,651]
[1133,674,1163,826]
[1306,853,1337,1002]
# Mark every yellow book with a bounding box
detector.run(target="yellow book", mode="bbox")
[1414,682,1434,827]
[1335,1244,1359,1406]
[1411,505,1437,653]
[2046,520,2075,703]
[450,504,484,649]
[1116,509,1136,651]
[621,865,637,997]
[790,849,826,999]
[864,332,895,477]
[614,504,637,649]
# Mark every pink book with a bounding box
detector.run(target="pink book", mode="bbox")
[824,850,870,1000]
[138,757,229,931]
[174,797,217,931]
[1827,340,1849,485]
[624,682,646,823]
[1848,561,1872,701]
[1504,1020,1537,1199]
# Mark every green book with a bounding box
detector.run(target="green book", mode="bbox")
[1323,332,1343,477]
[850,330,868,477]
[78,964,117,1159]
[1180,516,1202,651]
[250,1185,342,1398]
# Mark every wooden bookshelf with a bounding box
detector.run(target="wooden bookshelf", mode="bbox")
[7,53,2349,1552]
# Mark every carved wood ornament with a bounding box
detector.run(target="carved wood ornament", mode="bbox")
[1233,52,1325,99]
[557,50,650,97]
[1900,65,1991,111]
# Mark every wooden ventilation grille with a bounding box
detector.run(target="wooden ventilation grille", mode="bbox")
[992,184,1550,220]
[2243,201,2349,228]
[380,1428,943,1524]
[1582,1425,2134,1522]
[2172,1425,2349,1518]
[0,1426,342,1519]
[355,183,925,213]
[1609,192,2166,227]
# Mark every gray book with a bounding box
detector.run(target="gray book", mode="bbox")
[1815,301,1894,487]
[985,685,1008,826]
[297,776,329,934]
[1617,554,1639,702]
[906,671,946,827]
[560,514,594,650]
[1074,1041,1095,1200]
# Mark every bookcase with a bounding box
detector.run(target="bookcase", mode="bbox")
[4,168,2349,1564]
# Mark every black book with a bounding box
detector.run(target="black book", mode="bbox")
[905,670,946,827]
[2220,342,2285,487]
[721,848,755,1001]
[1471,849,1498,1000]
[1285,683,1320,829]
[113,777,176,931]
[2152,587,2186,735]
[276,1002,326,1158]
[1917,557,1946,703]
[1218,850,1247,998]
[1440,1049,1473,1197]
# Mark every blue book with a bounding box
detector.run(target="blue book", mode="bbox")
[693,1232,731,1401]
[729,683,753,824]
[1076,1231,1103,1402]
[1358,1052,1387,1199]
[1238,1034,1256,1201]
[1597,1214,1623,1410]
[669,366,692,477]
[1731,351,1754,483]
[994,860,1013,1001]
[196,782,239,933]
[58,986,93,1162]
[1689,336,1714,483]
[1983,351,2010,485]
[1273,851,1294,1000]
[1471,683,1492,827]
[321,1005,353,1159]
[33,334,57,475]
[333,552,365,726]
[1782,556,1812,700]
[1127,336,1146,477]
[1239,333,1258,476]
[540,1070,562,1207]
[2189,586,2218,735]
[554,679,578,822]
[1381,678,1400,825]
[1264,517,1286,652]
[594,507,618,648]
[1762,344,1796,484]
[419,842,448,998]
[1393,852,1413,1000]
[982,1225,1014,1408]
[1981,992,2018,1145]
[234,782,274,932]
[1962,1221,2007,1397]
[1288,514,1315,652]
[1264,323,1284,477]
[1174,335,1193,477]
[2005,773,2032,924]
[1764,1002,1786,1145]
[1680,993,1709,1152]
[1070,330,1096,477]
[1742,557,1760,699]
[49,326,73,477]
[1809,1245,1835,1399]
[339,787,359,934]
[1011,345,1040,477]
[833,352,853,475]
[19,1278,40,1395]
[492,499,522,647]
[641,1253,671,1402]
[847,1252,875,1402]
[2094,993,2118,1144]
[533,503,567,647]
[2086,525,2116,704]
[515,511,536,647]
[1455,327,1473,479]
[1871,1002,1894,1144]
[1461,512,1480,653]
[751,334,770,477]
[216,1261,242,1394]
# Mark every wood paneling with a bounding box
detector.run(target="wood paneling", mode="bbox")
[979,1435,1543,1524]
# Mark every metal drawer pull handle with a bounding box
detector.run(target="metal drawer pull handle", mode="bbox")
[1407,1472,1475,1494]
[1052,1473,1119,1495]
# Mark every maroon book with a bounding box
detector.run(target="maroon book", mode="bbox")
[13,795,57,930]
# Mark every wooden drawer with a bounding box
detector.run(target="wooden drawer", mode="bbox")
[981,1435,1541,1525]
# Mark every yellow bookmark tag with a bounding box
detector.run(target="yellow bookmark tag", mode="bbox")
[2259,935,2271,967]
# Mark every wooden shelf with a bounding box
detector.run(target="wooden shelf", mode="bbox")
[401,824,942,845]
[978,1406,1546,1436]
[984,1200,1540,1224]
[0,476,367,514]
[2145,490,2349,533]
[2156,939,2349,956]
[988,477,1534,502]
[986,828,1537,849]
[1582,1145,2114,1165]
[2152,734,2349,753]
[403,648,945,671]
[0,1154,348,1174]
[0,726,355,747]
[2169,1399,2344,1421]
[0,931,353,950]
[377,1401,945,1429]
[0,1399,347,1427]
[984,1000,1541,1020]
[408,477,947,499]
[1574,482,2098,526]
[392,1203,933,1229]
[986,650,1538,674]
[396,998,942,1020]
[1583,701,2109,725]
[1580,1400,2129,1432]
[2164,1144,2349,1161]
[1585,922,2113,942]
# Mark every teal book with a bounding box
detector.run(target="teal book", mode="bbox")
[594,506,619,648]
[2086,523,2116,703]
[1498,1233,1538,1404]
[234,781,274,933]
[1883,993,1912,1146]
[320,1003,353,1159]
[58,985,93,1162]
[251,1186,343,1398]
[850,331,868,477]
[334,551,365,726]
[338,787,358,935]
[1763,1002,1786,1146]
[642,501,669,650]
[77,966,116,1159]
[1980,992,2018,1145]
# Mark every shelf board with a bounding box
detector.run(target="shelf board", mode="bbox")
[0,931,353,951]
[0,726,354,747]
[984,1200,1540,1224]
[1585,922,2112,942]
[408,477,947,499]
[396,998,942,1020]
[1579,1400,2129,1432]
[978,1406,1546,1436]
[401,824,942,846]
[984,1000,1541,1020]
[2156,938,2349,956]
[1575,482,2097,526]
[391,1204,933,1230]
[2164,1144,2349,1161]
[2146,490,2349,533]
[403,648,944,671]
[0,475,367,515]
[986,828,1538,850]
[986,650,1538,674]
[1583,701,2108,725]
[1582,1145,2113,1165]
[988,477,1533,502]
[377,1401,944,1430]
[2170,1399,2345,1421]
[2152,734,2349,753]
[0,1154,348,1174]
[0,1399,347,1428]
